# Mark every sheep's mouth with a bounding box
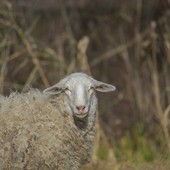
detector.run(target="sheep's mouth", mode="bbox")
[74,112,88,119]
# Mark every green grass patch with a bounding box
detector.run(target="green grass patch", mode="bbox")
[114,123,165,163]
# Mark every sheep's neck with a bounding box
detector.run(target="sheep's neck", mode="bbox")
[73,116,88,130]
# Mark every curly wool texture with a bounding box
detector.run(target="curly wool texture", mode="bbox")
[0,90,95,170]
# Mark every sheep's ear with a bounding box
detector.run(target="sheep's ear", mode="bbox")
[43,84,63,95]
[43,76,69,95]
[93,80,116,92]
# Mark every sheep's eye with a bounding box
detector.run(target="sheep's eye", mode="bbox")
[64,87,71,93]
[88,86,94,92]
[65,87,69,91]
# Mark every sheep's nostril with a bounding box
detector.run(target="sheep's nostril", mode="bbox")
[76,105,85,113]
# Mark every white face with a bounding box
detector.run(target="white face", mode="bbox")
[43,73,116,119]
[63,77,95,118]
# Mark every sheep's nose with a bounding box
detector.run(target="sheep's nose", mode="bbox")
[76,105,85,113]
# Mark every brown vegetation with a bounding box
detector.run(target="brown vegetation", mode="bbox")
[1,0,170,169]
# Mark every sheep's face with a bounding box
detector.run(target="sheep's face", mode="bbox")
[43,73,116,119]
[63,77,96,119]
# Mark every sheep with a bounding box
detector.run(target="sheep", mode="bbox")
[0,72,116,170]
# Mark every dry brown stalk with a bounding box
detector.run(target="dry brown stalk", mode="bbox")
[13,24,50,87]
[60,1,77,74]
[90,30,148,67]
[0,28,49,88]
[0,34,10,93]
[0,3,50,88]
[0,56,8,93]
[24,67,38,86]
[119,28,139,113]
[9,50,26,61]
[77,36,91,74]
[76,36,116,163]
[151,22,170,150]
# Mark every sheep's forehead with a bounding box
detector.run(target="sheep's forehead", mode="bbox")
[66,75,92,89]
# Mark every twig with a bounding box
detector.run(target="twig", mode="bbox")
[164,105,170,123]
[24,67,37,86]
[25,16,40,36]
[9,49,26,61]
[90,30,148,67]
[151,21,170,150]
[13,24,50,87]
[0,35,10,93]
[0,56,8,93]
[77,36,91,74]
[60,1,77,73]
[0,12,49,87]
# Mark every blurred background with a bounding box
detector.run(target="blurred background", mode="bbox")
[0,0,170,169]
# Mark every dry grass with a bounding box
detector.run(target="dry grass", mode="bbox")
[82,160,170,170]
[1,1,170,168]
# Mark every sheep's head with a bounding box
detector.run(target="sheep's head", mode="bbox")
[43,73,116,119]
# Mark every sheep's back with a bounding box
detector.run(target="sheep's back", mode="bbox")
[0,90,95,170]
[0,91,67,169]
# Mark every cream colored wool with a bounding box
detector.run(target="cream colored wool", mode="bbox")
[0,73,115,170]
[0,90,95,170]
